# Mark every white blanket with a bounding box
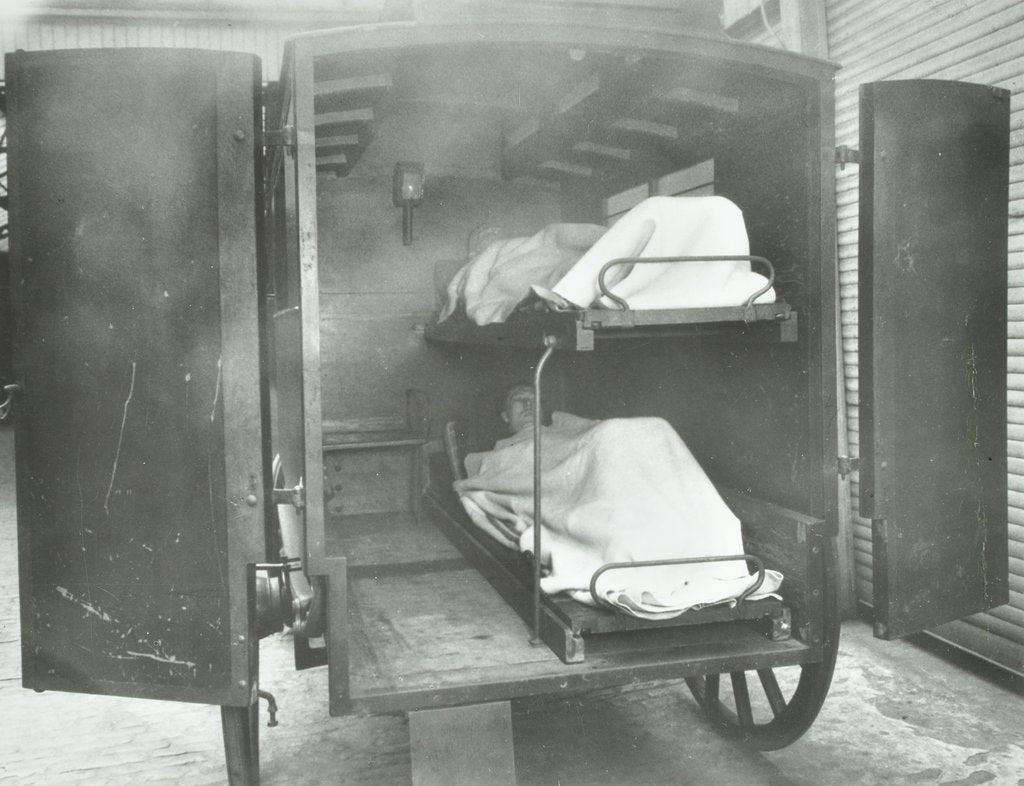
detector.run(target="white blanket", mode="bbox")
[455,413,782,620]
[438,223,607,326]
[534,195,775,311]
[437,196,774,326]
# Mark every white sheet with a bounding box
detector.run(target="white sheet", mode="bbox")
[438,223,606,326]
[437,196,774,325]
[534,195,775,311]
[455,413,782,620]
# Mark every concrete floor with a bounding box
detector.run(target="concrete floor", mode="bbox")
[3,425,1024,785]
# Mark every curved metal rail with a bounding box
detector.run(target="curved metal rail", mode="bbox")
[0,383,20,420]
[596,255,776,312]
[588,554,767,611]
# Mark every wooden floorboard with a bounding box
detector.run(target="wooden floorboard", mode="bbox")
[334,501,816,713]
[343,538,811,713]
[325,510,463,569]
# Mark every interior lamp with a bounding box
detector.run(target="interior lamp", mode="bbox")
[393,161,425,245]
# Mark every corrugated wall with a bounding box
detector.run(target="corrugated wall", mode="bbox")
[827,0,1024,675]
[0,15,318,81]
[0,0,722,81]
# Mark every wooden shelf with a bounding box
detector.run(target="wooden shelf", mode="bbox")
[323,434,425,450]
[314,114,374,176]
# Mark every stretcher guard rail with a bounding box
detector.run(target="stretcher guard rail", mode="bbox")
[595,254,777,313]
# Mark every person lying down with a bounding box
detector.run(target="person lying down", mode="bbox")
[453,385,783,620]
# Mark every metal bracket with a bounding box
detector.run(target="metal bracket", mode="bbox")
[264,125,296,150]
[0,383,21,420]
[272,478,305,510]
[835,145,861,170]
[254,559,318,637]
[768,606,792,642]
[837,455,860,478]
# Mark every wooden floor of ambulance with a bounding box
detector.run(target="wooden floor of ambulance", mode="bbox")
[2,427,1023,785]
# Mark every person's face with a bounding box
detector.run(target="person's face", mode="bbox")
[502,387,535,434]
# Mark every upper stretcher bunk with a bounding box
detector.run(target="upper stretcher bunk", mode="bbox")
[424,274,797,350]
[425,195,798,350]
[287,22,827,352]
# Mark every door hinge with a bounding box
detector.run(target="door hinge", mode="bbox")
[835,145,861,170]
[837,455,860,479]
[264,125,296,150]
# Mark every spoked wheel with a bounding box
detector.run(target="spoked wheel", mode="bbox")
[684,652,837,750]
[684,544,840,750]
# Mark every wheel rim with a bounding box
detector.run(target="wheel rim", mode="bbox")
[685,541,840,751]
[684,654,836,750]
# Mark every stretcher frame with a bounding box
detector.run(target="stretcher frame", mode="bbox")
[426,254,802,662]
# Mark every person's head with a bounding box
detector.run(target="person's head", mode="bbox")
[500,383,535,435]
[467,223,504,257]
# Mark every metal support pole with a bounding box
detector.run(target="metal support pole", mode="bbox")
[402,201,414,245]
[531,336,558,644]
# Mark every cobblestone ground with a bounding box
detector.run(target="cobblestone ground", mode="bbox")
[3,425,1024,785]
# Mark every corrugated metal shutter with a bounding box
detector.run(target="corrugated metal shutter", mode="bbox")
[0,1,722,84]
[0,16,301,81]
[827,0,1024,675]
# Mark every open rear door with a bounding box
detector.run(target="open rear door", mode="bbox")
[859,79,1010,639]
[267,51,325,576]
[7,49,265,705]
[262,46,339,682]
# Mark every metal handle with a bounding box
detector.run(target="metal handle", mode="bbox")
[596,255,776,311]
[588,553,767,610]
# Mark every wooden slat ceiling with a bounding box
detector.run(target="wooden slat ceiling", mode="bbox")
[309,44,805,182]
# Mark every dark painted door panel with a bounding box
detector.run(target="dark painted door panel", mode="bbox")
[859,79,1009,639]
[7,49,264,704]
